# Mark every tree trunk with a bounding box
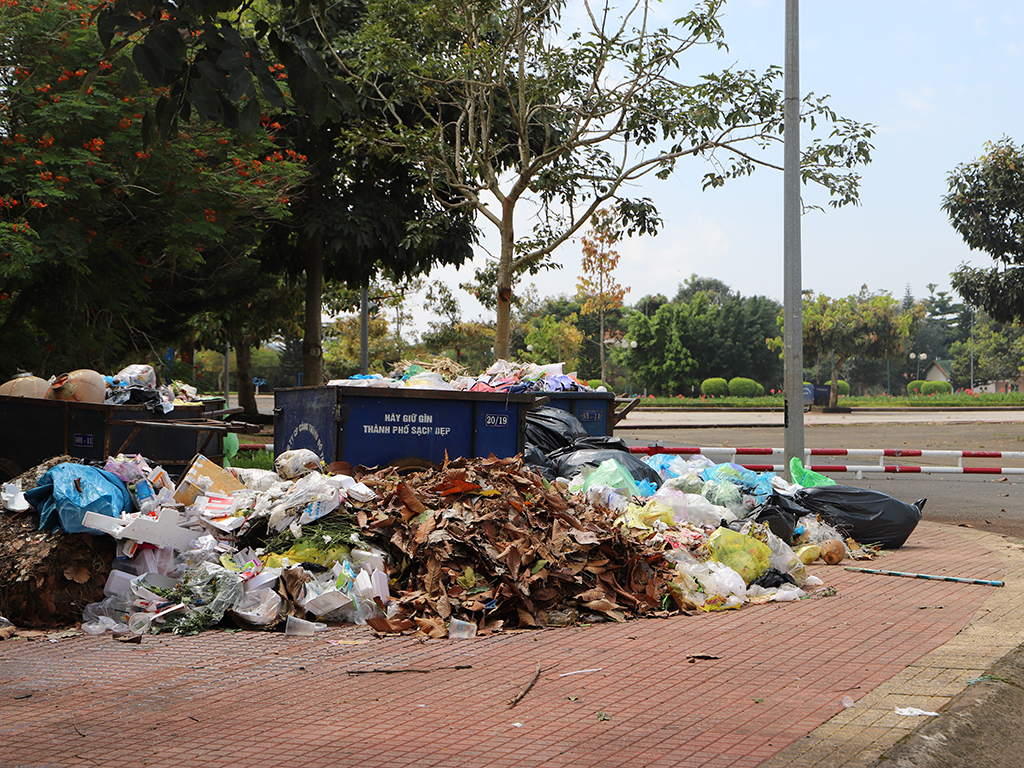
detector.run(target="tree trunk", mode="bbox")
[494,204,516,360]
[830,357,845,408]
[302,234,325,387]
[599,307,606,384]
[235,339,257,415]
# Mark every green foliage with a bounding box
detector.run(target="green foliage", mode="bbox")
[945,138,1024,323]
[0,0,305,377]
[628,282,782,395]
[907,380,925,394]
[837,380,850,396]
[701,378,729,397]
[774,287,920,407]
[727,377,763,397]
[322,315,401,379]
[949,313,1024,388]
[921,380,953,395]
[228,447,275,471]
[524,314,585,373]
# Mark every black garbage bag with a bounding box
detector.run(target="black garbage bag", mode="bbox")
[751,568,797,589]
[793,485,924,549]
[751,493,813,542]
[524,406,590,455]
[552,448,662,489]
[522,442,559,481]
[547,435,630,458]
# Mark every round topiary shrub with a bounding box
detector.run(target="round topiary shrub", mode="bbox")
[921,380,953,395]
[701,377,729,397]
[728,377,764,398]
[907,380,925,395]
[837,380,850,396]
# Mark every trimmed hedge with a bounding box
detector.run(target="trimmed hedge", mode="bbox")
[837,380,850,396]
[921,380,953,395]
[907,380,925,395]
[701,377,729,397]
[728,377,764,397]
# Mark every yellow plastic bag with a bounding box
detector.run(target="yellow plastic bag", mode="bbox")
[708,527,771,585]
[615,500,675,533]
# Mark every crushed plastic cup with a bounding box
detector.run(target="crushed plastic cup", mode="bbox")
[284,615,327,637]
[128,613,153,635]
[448,618,477,640]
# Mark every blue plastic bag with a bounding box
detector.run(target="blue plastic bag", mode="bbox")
[25,464,132,534]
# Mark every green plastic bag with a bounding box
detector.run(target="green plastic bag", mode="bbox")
[789,457,836,488]
[581,458,641,498]
[708,527,771,586]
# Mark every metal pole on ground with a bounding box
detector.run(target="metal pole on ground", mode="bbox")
[783,0,804,480]
[360,286,370,375]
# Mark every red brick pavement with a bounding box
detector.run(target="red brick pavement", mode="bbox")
[0,522,1004,768]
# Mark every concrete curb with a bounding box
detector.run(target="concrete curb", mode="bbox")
[761,525,1024,768]
[874,645,1024,768]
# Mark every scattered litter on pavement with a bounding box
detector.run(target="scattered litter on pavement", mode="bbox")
[895,707,941,717]
[558,668,603,677]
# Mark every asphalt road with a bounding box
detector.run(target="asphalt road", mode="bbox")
[615,409,1024,541]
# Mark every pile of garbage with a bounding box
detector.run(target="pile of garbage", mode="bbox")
[329,358,597,394]
[0,364,208,410]
[0,418,922,638]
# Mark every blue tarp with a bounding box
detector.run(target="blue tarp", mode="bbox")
[25,464,131,534]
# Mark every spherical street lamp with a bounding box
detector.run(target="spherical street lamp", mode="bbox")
[910,352,928,380]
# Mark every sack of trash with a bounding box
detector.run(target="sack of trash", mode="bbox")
[793,485,924,549]
[524,406,591,454]
[554,449,662,490]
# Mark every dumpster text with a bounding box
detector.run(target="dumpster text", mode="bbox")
[363,412,451,437]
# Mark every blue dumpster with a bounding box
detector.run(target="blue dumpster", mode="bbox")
[812,384,834,406]
[540,391,616,437]
[274,386,534,467]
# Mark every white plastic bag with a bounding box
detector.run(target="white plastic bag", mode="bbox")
[274,449,322,480]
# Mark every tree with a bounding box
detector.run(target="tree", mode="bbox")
[944,138,1024,322]
[775,288,919,407]
[347,0,874,358]
[949,313,1024,389]
[250,4,477,385]
[674,275,736,307]
[626,285,782,395]
[88,0,477,385]
[0,0,304,377]
[576,209,628,383]
[523,314,585,373]
[420,283,496,367]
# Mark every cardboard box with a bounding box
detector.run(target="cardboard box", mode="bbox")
[173,454,245,507]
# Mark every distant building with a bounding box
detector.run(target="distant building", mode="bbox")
[922,359,951,383]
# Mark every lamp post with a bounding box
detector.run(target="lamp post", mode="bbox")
[910,352,928,380]
[626,340,637,396]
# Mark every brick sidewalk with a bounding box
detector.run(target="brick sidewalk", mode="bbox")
[1,521,1019,768]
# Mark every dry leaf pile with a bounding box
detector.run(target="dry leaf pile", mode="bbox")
[352,454,677,633]
[0,457,116,628]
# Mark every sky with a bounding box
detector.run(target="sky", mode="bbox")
[408,0,1023,333]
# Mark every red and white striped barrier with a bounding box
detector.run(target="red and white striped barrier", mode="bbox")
[628,445,1024,477]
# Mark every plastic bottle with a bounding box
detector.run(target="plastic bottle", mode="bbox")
[585,484,628,513]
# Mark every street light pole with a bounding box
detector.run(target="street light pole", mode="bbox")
[910,352,928,381]
[627,340,637,396]
[783,0,804,480]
